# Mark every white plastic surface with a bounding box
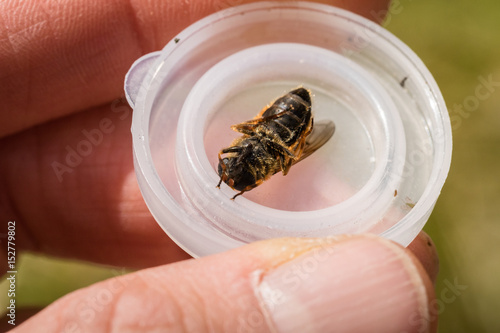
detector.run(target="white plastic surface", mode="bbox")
[124,2,452,257]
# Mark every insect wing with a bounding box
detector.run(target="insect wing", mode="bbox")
[294,119,335,164]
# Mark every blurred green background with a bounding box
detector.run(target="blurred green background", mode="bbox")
[387,0,500,332]
[1,0,500,332]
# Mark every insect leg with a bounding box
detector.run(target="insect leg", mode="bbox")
[232,111,285,133]
[231,123,258,136]
[263,137,295,158]
[279,154,294,176]
[293,131,308,156]
[290,117,313,157]
[231,191,245,200]
[293,120,335,164]
[230,116,268,135]
[231,179,263,200]
[220,146,244,155]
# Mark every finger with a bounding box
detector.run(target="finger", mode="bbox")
[10,235,436,333]
[0,307,40,331]
[407,231,440,284]
[0,0,390,137]
[0,100,191,269]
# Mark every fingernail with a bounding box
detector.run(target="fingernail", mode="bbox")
[255,236,431,333]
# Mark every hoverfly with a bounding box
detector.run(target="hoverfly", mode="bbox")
[216,87,335,199]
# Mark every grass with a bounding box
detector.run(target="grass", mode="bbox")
[0,254,128,311]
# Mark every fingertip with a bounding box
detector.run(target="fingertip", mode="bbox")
[255,235,437,333]
[407,231,440,284]
[404,240,439,333]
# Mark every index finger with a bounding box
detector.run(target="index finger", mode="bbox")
[0,0,389,138]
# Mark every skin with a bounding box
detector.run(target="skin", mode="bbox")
[0,0,438,331]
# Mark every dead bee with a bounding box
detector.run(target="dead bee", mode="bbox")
[216,87,335,199]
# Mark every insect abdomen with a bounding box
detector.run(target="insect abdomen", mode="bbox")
[263,89,312,145]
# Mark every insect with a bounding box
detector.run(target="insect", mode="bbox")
[400,76,408,88]
[216,87,335,199]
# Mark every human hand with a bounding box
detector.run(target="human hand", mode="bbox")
[0,0,391,270]
[10,234,438,332]
[1,0,439,332]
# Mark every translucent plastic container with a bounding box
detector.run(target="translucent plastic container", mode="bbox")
[124,2,452,257]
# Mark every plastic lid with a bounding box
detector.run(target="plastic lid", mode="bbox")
[124,1,452,257]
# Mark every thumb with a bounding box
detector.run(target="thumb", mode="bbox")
[12,235,437,333]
